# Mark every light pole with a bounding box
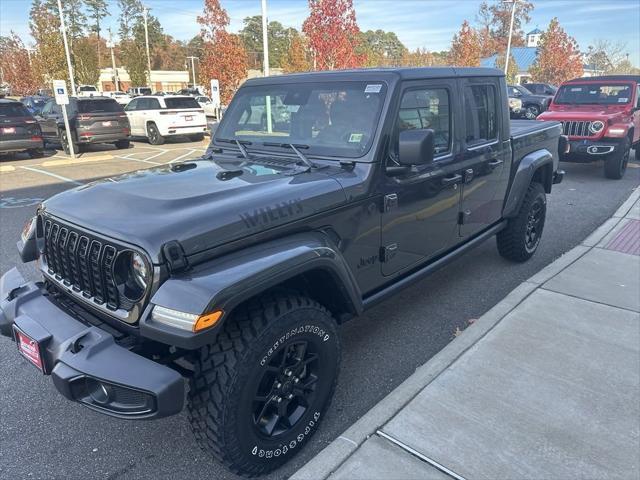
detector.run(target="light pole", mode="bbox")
[56,0,76,95]
[107,28,119,91]
[504,0,519,77]
[143,6,152,88]
[261,0,269,77]
[187,56,199,88]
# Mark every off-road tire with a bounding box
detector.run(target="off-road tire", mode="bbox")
[604,137,630,180]
[146,122,165,145]
[524,104,540,119]
[115,139,130,149]
[188,293,340,477]
[59,130,77,155]
[497,182,546,262]
[189,133,205,142]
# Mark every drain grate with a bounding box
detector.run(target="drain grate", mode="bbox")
[604,219,640,256]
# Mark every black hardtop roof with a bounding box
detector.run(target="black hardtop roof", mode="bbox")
[244,67,504,86]
[565,75,640,84]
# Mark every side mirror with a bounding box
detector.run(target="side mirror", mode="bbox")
[398,129,435,166]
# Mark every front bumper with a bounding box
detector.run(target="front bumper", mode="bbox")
[0,268,184,419]
[562,139,619,162]
[0,138,44,153]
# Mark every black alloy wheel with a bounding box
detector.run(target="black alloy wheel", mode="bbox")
[252,340,320,438]
[524,199,544,253]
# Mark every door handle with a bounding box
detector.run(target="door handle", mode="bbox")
[441,174,462,186]
[488,159,503,168]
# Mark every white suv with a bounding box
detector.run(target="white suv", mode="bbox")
[124,95,207,145]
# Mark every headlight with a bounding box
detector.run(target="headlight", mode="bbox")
[509,98,522,110]
[131,252,149,289]
[589,121,605,134]
[21,216,36,243]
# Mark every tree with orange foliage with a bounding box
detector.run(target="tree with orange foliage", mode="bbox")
[197,0,248,105]
[302,0,365,70]
[448,21,481,67]
[401,48,436,67]
[529,18,583,85]
[282,35,312,73]
[0,33,40,95]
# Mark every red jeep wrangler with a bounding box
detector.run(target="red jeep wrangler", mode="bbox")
[538,75,640,179]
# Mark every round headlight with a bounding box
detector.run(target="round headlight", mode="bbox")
[589,121,604,134]
[131,252,149,289]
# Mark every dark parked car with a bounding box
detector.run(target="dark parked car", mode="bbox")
[0,99,44,157]
[37,96,131,154]
[524,82,557,96]
[2,67,565,477]
[508,84,553,119]
[20,95,50,115]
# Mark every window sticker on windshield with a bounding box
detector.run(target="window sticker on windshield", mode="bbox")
[365,84,382,93]
[287,105,300,112]
[348,133,364,143]
[618,98,628,103]
[570,87,582,91]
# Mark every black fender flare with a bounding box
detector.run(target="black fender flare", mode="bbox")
[503,148,554,218]
[141,231,362,349]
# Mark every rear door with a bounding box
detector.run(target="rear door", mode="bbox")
[76,99,127,137]
[39,100,61,139]
[458,78,510,238]
[124,98,141,134]
[380,79,464,276]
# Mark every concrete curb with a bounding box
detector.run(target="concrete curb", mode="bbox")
[291,189,638,480]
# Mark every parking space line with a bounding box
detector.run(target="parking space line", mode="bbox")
[0,165,16,172]
[165,149,199,164]
[114,155,161,165]
[41,155,113,167]
[19,166,83,185]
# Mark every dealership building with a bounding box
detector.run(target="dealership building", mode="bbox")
[98,68,190,92]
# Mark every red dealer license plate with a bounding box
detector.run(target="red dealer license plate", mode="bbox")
[102,121,112,127]
[14,327,45,372]
[1,127,16,134]
[184,116,193,121]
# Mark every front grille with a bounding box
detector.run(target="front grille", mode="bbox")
[42,215,120,311]
[561,120,596,137]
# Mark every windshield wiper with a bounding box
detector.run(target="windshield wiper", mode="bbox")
[262,142,322,170]
[216,138,252,160]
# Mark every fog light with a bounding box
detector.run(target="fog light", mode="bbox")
[86,378,111,405]
[151,305,223,332]
[607,127,626,137]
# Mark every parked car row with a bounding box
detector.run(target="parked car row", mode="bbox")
[508,84,554,119]
[0,94,208,156]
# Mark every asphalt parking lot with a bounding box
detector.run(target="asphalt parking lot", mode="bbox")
[1,140,639,480]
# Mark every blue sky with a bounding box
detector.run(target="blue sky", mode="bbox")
[1,0,639,64]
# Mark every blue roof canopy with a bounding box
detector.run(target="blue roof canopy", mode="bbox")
[480,47,539,72]
[527,28,543,35]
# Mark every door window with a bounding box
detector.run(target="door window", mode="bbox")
[41,100,54,115]
[125,99,139,111]
[391,87,451,160]
[464,85,497,146]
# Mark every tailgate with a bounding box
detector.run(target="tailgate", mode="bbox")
[0,117,40,141]
[164,109,206,127]
[78,112,129,134]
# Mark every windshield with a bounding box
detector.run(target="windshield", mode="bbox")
[555,83,633,105]
[215,81,387,159]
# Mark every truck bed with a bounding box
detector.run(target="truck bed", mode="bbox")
[510,119,562,165]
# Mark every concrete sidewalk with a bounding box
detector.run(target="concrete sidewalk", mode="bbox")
[293,188,640,480]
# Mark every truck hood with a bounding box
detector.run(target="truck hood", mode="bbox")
[42,156,347,263]
[539,104,628,121]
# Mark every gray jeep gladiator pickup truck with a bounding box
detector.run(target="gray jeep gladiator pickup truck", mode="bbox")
[1,67,565,477]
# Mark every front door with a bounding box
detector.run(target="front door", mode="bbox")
[381,80,463,276]
[458,79,510,238]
